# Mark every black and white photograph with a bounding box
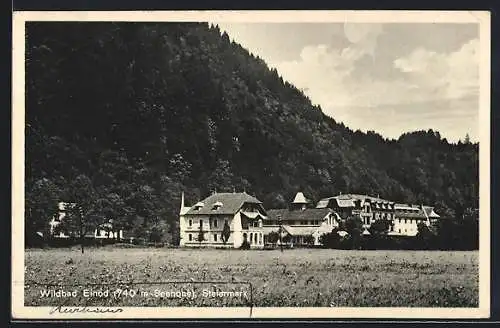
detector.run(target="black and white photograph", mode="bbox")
[12,10,491,319]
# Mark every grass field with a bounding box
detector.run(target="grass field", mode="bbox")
[24,247,478,307]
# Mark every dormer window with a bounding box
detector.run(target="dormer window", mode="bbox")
[212,201,223,211]
[193,202,204,211]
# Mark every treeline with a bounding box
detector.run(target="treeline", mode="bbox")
[25,22,478,246]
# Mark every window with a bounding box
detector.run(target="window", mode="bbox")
[213,219,218,228]
[214,234,218,242]
[259,233,262,244]
[398,229,401,233]
[188,234,192,241]
[188,219,192,227]
[200,220,203,228]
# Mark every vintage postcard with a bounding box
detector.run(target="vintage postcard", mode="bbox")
[12,10,491,320]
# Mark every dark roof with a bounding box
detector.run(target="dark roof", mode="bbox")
[266,208,332,221]
[395,211,427,219]
[423,206,440,218]
[317,194,393,208]
[185,192,263,216]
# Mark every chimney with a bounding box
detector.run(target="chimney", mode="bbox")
[180,191,185,212]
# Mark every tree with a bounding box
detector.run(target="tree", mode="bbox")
[416,222,435,250]
[341,215,364,249]
[303,235,315,246]
[368,218,391,249]
[267,231,279,246]
[63,174,99,254]
[25,178,61,244]
[221,220,231,245]
[197,221,206,246]
[240,233,250,249]
[207,159,234,193]
[464,133,471,144]
[282,233,292,244]
[319,228,340,248]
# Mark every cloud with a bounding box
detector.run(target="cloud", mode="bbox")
[343,23,384,58]
[218,23,479,142]
[272,32,479,142]
[393,38,479,101]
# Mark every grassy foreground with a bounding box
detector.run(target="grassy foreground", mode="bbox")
[24,247,478,307]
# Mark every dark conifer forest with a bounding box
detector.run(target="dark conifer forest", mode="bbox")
[25,22,479,244]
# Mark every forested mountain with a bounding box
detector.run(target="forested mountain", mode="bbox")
[25,22,479,243]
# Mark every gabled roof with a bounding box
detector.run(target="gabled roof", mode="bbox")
[423,206,440,218]
[185,192,263,216]
[267,208,332,222]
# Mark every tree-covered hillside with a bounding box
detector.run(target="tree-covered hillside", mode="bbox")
[25,22,479,243]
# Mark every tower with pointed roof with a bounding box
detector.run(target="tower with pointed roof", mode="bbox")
[290,192,309,211]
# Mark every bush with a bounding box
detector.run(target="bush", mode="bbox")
[319,229,340,248]
[240,239,250,250]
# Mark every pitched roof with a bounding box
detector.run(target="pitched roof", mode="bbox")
[315,199,330,208]
[336,199,355,208]
[282,225,319,236]
[180,206,191,215]
[317,194,393,208]
[394,203,419,211]
[395,211,427,219]
[185,192,263,215]
[267,208,332,221]
[423,206,440,218]
[292,192,309,204]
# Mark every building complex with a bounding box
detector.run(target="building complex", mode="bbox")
[179,191,441,248]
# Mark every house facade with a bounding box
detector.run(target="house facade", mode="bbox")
[264,192,339,246]
[316,194,440,237]
[316,194,396,230]
[178,190,443,248]
[179,192,267,249]
[392,204,440,236]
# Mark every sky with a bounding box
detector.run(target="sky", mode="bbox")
[215,23,480,142]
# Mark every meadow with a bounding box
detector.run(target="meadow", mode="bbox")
[24,247,478,307]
